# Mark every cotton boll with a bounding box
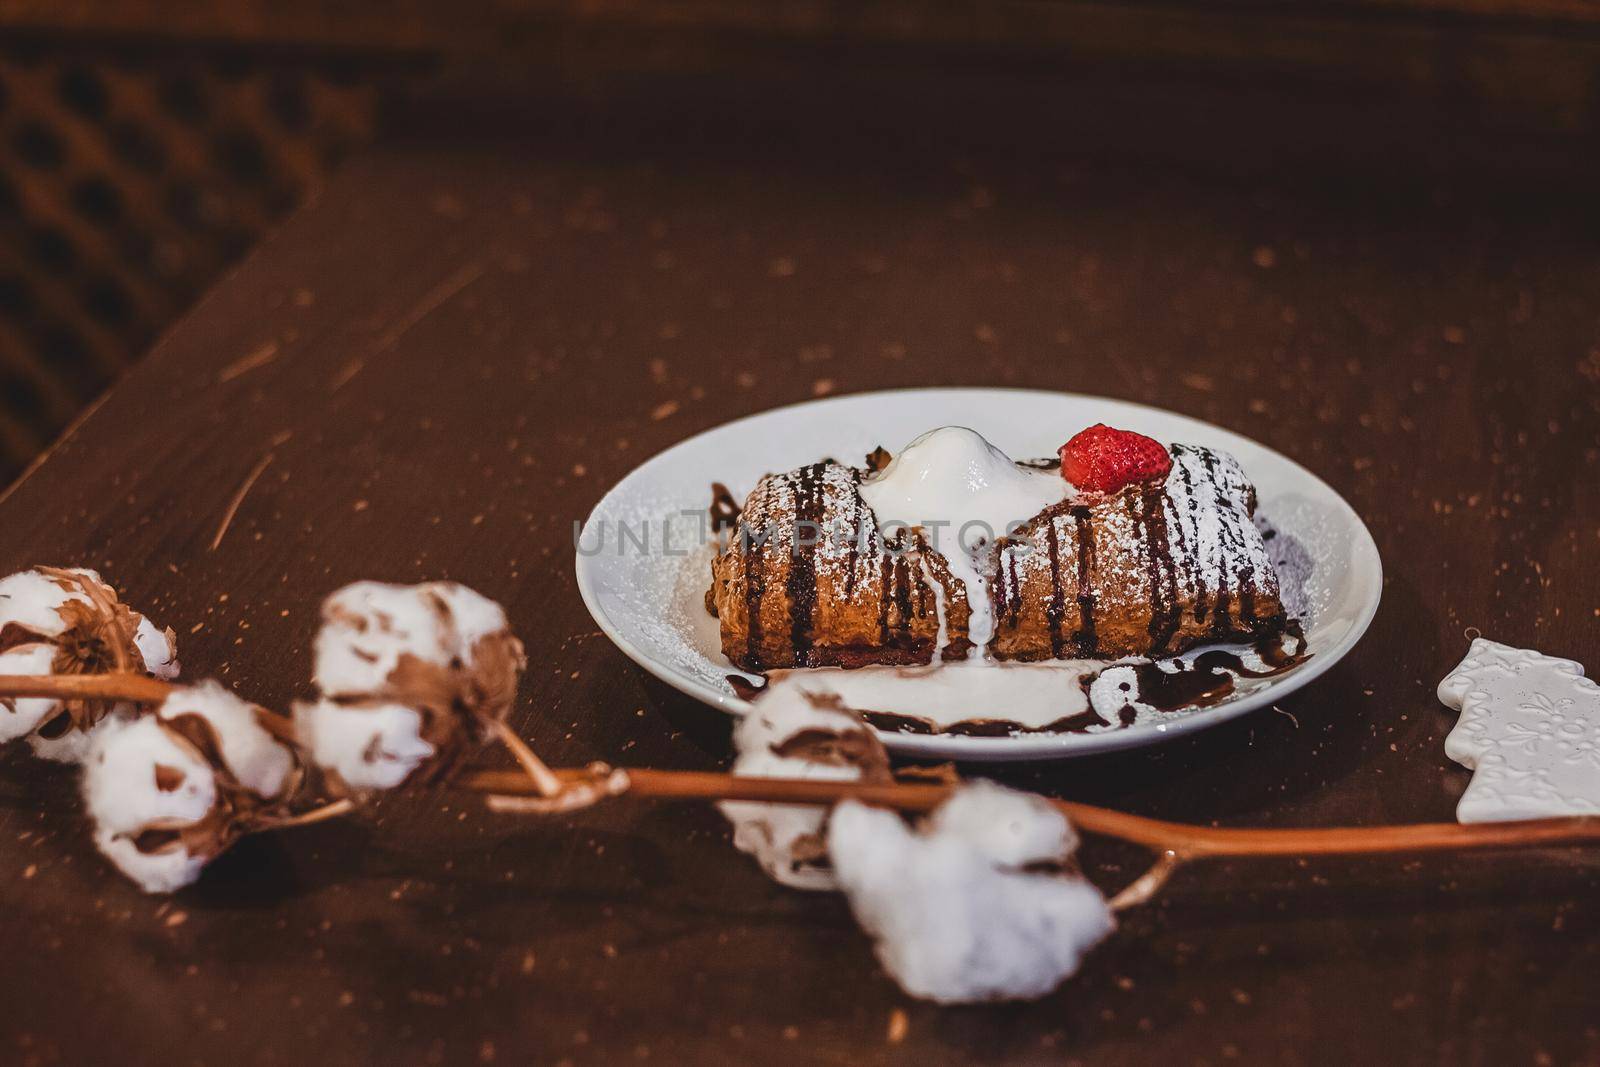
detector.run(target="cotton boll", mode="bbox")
[83,717,219,894]
[925,779,1078,869]
[84,717,217,842]
[299,580,524,791]
[718,680,890,891]
[82,684,309,893]
[732,681,878,754]
[156,681,295,799]
[28,712,129,764]
[0,566,143,647]
[432,582,513,657]
[26,604,178,764]
[314,582,457,697]
[293,697,436,791]
[133,617,180,679]
[313,581,517,696]
[828,784,1115,1004]
[0,568,84,636]
[93,827,211,895]
[0,643,62,742]
[0,566,181,758]
[311,580,524,718]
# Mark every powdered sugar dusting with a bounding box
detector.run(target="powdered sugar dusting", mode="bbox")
[1169,445,1265,602]
[575,487,730,692]
[1259,508,1327,623]
[738,459,877,597]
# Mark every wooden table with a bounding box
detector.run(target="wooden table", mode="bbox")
[2,104,1598,1065]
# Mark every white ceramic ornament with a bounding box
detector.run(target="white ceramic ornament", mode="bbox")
[1438,637,1600,823]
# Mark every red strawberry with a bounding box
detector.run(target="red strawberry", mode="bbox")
[1059,424,1172,494]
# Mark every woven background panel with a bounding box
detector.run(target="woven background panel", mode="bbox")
[0,44,378,477]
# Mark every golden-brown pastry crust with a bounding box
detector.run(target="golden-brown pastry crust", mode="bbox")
[991,444,1282,659]
[708,461,971,671]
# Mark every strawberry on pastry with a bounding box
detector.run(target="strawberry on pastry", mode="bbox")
[1058,424,1173,494]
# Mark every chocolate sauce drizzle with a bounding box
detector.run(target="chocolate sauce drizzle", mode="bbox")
[726,673,768,701]
[875,554,894,646]
[1109,620,1309,716]
[1195,446,1259,635]
[785,463,828,665]
[1122,660,1235,711]
[1069,507,1098,656]
[708,482,742,533]
[1044,521,1067,658]
[742,529,767,668]
[841,472,865,600]
[734,622,1310,738]
[1175,455,1209,624]
[1215,462,1259,629]
[857,708,1112,737]
[891,554,914,642]
[1130,489,1183,653]
[860,703,1123,737]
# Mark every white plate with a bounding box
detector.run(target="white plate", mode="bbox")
[574,388,1382,760]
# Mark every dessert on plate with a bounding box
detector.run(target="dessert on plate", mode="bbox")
[707,424,1286,673]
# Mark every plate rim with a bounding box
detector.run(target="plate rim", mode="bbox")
[574,386,1383,760]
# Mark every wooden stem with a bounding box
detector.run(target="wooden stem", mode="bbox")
[4,674,1599,870]
[459,768,1600,861]
[0,672,175,705]
[486,718,565,797]
[264,798,356,830]
[485,763,631,814]
[1109,850,1184,911]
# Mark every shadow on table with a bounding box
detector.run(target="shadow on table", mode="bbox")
[640,676,736,759]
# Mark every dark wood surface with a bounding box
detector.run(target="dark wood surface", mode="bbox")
[2,108,1599,1066]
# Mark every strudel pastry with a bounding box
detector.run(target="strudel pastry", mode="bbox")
[707,425,1285,671]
